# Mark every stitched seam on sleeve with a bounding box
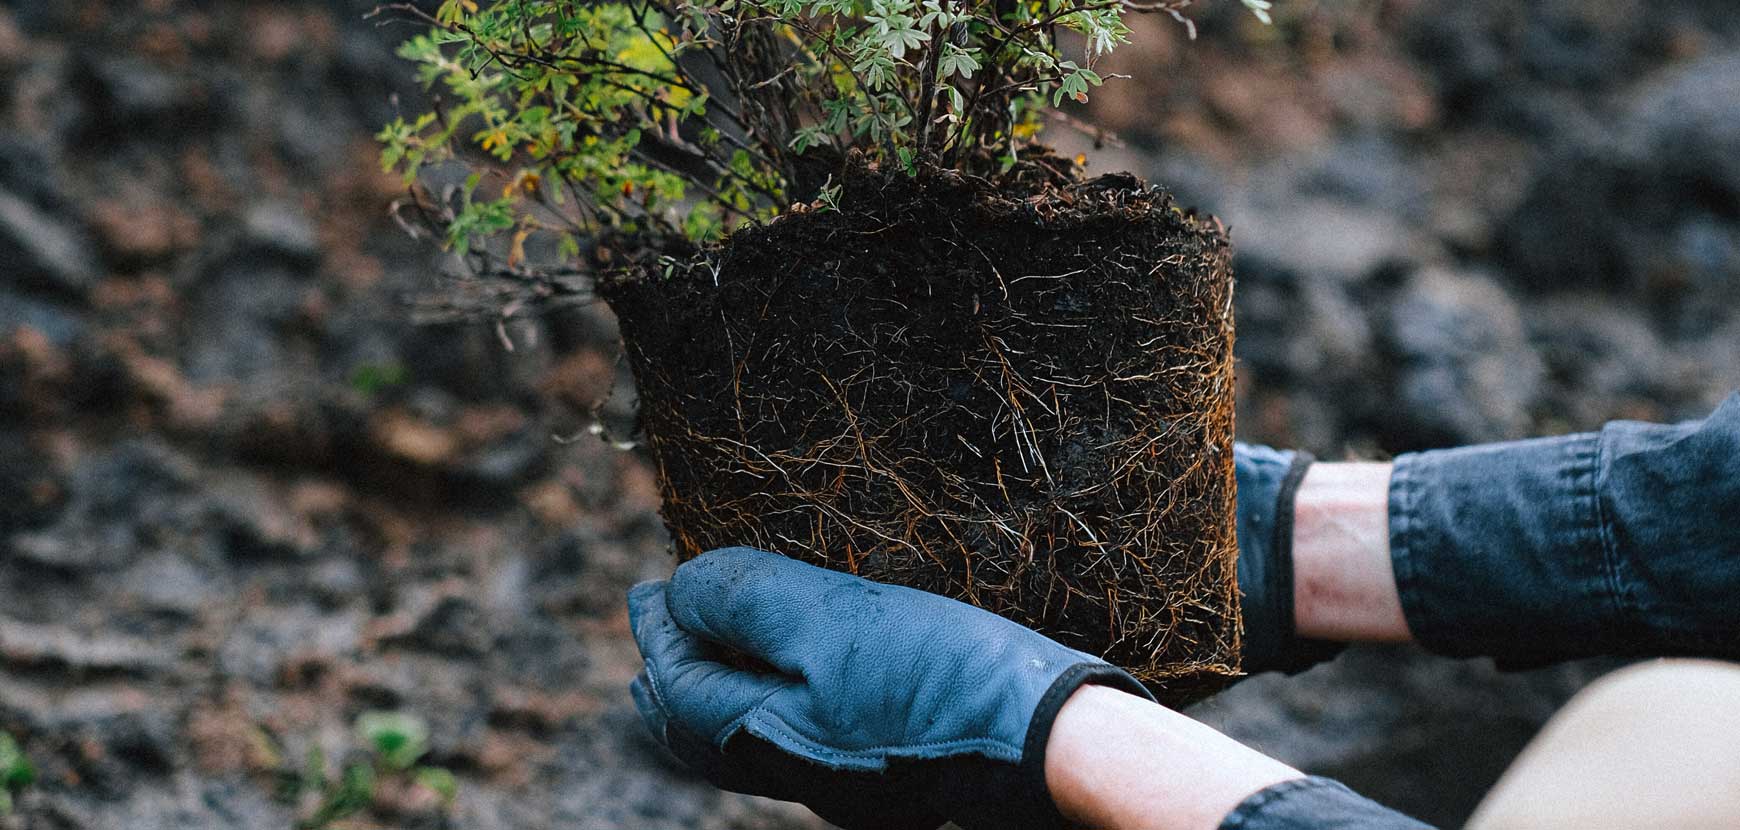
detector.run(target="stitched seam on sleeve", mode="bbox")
[1588,430,1636,630]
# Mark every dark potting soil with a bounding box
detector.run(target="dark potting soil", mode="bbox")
[601,161,1241,703]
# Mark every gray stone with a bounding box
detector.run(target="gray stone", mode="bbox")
[8,530,132,572]
[79,56,184,123]
[207,476,320,561]
[120,552,219,617]
[1388,268,1543,444]
[0,290,86,346]
[395,595,494,658]
[11,442,200,572]
[307,557,367,605]
[1498,53,1740,302]
[1623,54,1740,205]
[181,266,305,385]
[0,189,99,298]
[0,437,65,535]
[1230,198,1424,286]
[0,618,175,677]
[217,605,363,686]
[1526,296,1706,426]
[241,202,320,263]
[460,434,549,495]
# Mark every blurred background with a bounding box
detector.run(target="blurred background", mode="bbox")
[0,0,1737,827]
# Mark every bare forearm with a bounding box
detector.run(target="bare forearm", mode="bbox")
[1040,464,1419,830]
[1046,685,1303,830]
[1290,461,1412,643]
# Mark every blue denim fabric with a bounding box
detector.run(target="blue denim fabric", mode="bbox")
[1390,393,1740,663]
[1220,395,1739,830]
[1219,778,1434,830]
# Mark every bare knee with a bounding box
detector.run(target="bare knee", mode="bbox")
[1467,659,1740,830]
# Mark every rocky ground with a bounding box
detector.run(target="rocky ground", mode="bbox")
[0,1,1736,828]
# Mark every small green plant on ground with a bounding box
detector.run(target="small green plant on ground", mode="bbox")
[348,361,409,397]
[376,0,1272,269]
[0,733,34,815]
[290,711,458,830]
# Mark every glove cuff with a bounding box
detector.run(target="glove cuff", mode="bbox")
[1240,449,1347,674]
[1273,452,1348,672]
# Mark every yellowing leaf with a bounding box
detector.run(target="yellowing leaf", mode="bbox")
[507,226,531,268]
[502,171,542,199]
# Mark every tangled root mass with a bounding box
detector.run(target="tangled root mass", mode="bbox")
[602,163,1240,703]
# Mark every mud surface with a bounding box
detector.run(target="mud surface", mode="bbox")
[1,1,1738,828]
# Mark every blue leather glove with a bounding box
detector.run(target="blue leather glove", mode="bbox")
[628,546,1155,830]
[1235,443,1344,674]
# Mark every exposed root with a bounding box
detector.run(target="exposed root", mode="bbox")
[601,162,1239,704]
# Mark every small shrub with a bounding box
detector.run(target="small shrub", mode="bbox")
[376,0,1272,264]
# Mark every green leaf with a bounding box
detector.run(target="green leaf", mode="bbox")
[0,734,33,793]
[376,0,1153,263]
[349,362,408,396]
[298,762,375,830]
[414,766,460,804]
[886,24,929,60]
[816,177,842,211]
[790,125,832,154]
[356,711,430,772]
[938,45,980,79]
[557,232,582,261]
[683,202,725,242]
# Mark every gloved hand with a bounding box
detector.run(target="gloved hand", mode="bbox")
[628,546,1154,830]
[1235,443,1344,674]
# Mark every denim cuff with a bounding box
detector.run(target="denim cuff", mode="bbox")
[1390,431,1615,660]
[1389,393,1740,663]
[1219,777,1435,830]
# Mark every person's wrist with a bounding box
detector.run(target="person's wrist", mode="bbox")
[1045,684,1305,830]
[1011,663,1156,829]
[1045,683,1137,827]
[1291,462,1411,642]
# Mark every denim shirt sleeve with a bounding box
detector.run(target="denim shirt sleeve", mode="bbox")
[1219,777,1436,830]
[1389,392,1740,663]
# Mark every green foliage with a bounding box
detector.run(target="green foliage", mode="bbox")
[349,361,408,396]
[414,765,460,802]
[0,733,33,815]
[377,0,1271,266]
[356,710,430,771]
[295,749,375,830]
[291,712,457,830]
